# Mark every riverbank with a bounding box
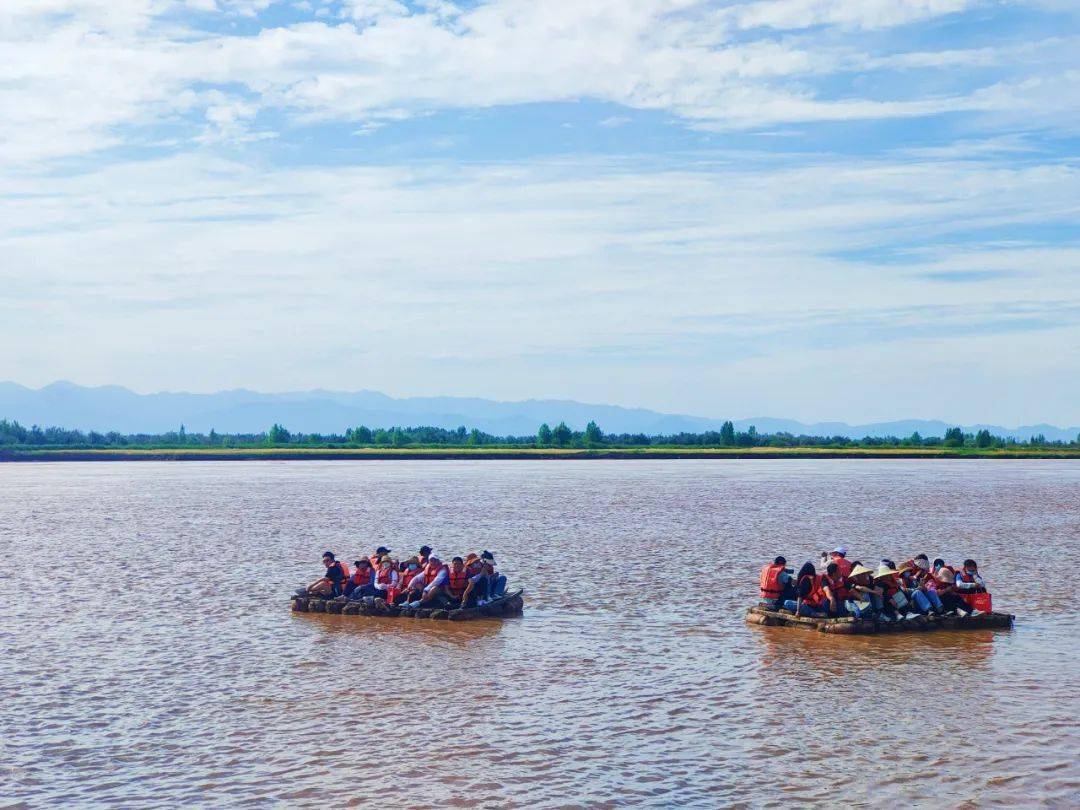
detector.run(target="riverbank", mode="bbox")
[2,446,1078,461]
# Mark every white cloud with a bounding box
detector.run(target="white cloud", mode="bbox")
[2,0,1069,166]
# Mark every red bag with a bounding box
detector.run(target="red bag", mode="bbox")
[959,592,992,613]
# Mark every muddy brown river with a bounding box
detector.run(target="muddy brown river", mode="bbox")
[1,460,1078,807]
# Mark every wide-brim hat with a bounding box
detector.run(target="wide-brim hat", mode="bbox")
[849,564,874,578]
[873,563,898,579]
[464,553,480,564]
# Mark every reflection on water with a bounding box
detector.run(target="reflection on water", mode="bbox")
[1,460,1078,807]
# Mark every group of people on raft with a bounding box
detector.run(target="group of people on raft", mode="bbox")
[759,546,990,622]
[297,545,508,610]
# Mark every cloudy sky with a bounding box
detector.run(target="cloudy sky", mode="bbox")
[2,0,1078,424]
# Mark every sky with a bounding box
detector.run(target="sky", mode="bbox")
[2,0,1079,425]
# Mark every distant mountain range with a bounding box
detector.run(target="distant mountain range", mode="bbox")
[1,381,1076,442]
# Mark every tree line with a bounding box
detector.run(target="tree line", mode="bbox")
[0,418,1076,450]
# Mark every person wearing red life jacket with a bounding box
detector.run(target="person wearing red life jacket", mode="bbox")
[843,564,883,619]
[296,551,347,597]
[398,558,429,606]
[931,558,973,616]
[344,558,377,599]
[440,557,470,606]
[369,546,391,571]
[418,545,433,567]
[828,547,853,579]
[954,559,988,615]
[758,556,794,609]
[417,556,450,606]
[781,562,828,617]
[372,556,399,601]
[819,562,850,617]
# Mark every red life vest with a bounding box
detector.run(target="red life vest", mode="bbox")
[759,564,785,600]
[823,571,849,601]
[446,567,469,599]
[833,557,853,578]
[401,567,424,589]
[369,554,383,570]
[879,574,900,597]
[375,568,395,587]
[424,562,447,585]
[799,574,827,608]
[338,561,350,580]
[350,567,374,587]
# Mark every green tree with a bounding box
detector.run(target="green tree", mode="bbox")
[267,423,291,444]
[552,421,572,447]
[943,427,964,447]
[908,431,922,446]
[537,423,553,446]
[209,428,218,446]
[720,420,735,446]
[975,429,993,448]
[584,420,603,445]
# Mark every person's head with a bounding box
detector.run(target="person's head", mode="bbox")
[963,559,978,572]
[914,553,929,570]
[481,550,495,562]
[451,556,464,571]
[933,558,946,571]
[428,556,441,568]
[379,556,392,570]
[798,562,815,579]
[322,551,335,567]
[881,558,896,569]
[773,556,786,567]
[826,562,839,577]
[356,559,371,571]
[375,546,390,557]
[419,545,432,558]
[830,546,848,559]
[406,556,419,571]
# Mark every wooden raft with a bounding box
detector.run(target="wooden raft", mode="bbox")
[746,605,1014,635]
[291,589,525,621]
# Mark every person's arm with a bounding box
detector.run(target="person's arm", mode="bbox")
[956,572,979,591]
[423,568,448,593]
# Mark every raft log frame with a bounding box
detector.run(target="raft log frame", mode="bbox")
[291,589,525,621]
[746,605,1014,634]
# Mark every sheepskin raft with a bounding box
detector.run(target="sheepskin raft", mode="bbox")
[746,605,1014,635]
[291,589,525,621]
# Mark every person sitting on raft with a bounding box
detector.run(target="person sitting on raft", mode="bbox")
[904,554,946,615]
[893,561,936,615]
[372,556,399,600]
[873,561,913,620]
[459,554,504,608]
[930,559,975,616]
[821,562,850,617]
[828,546,853,578]
[369,546,391,570]
[844,564,883,619]
[759,556,796,609]
[782,563,829,617]
[298,551,348,598]
[955,559,986,593]
[344,558,378,599]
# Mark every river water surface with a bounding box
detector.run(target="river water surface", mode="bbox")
[1,460,1078,808]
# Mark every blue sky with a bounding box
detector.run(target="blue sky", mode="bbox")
[1,0,1078,424]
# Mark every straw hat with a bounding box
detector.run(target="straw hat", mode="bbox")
[873,563,898,579]
[849,563,874,578]
[896,562,914,575]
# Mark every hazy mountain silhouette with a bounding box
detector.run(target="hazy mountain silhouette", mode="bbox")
[1,381,1076,441]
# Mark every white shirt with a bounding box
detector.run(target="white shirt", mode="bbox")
[423,567,448,593]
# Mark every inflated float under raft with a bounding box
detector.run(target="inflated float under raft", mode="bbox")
[291,589,525,621]
[746,605,1014,635]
